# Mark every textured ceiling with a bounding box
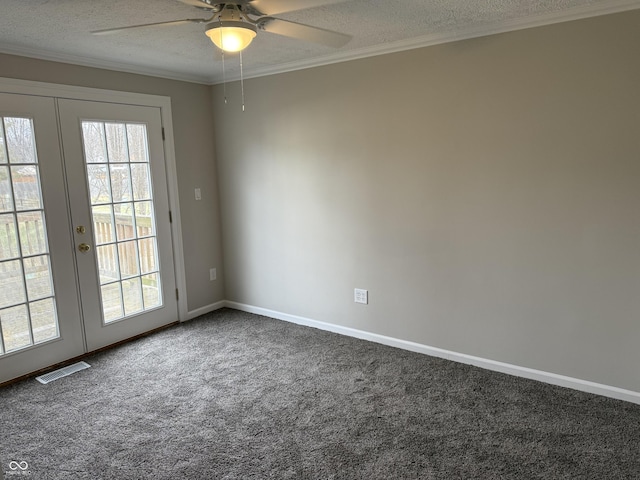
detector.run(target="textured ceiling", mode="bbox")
[1,0,639,84]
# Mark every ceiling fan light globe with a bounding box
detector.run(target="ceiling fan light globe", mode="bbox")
[205,22,257,53]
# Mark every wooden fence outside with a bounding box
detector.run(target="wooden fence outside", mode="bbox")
[0,212,156,280]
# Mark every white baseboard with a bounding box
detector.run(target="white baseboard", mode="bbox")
[224,301,640,405]
[184,300,226,321]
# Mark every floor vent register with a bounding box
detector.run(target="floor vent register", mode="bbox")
[36,362,91,384]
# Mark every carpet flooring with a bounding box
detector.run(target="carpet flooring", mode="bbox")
[1,308,640,479]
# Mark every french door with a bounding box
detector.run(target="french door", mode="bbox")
[0,93,85,382]
[0,93,177,383]
[58,99,177,352]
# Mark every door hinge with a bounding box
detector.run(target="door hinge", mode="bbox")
[169,210,172,223]
[176,289,179,301]
[162,127,165,141]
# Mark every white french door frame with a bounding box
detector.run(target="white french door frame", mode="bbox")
[0,77,188,323]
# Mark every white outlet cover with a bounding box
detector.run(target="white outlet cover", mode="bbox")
[354,288,368,304]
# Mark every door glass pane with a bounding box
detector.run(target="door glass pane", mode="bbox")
[11,165,42,210]
[138,238,158,274]
[142,273,161,309]
[24,255,53,301]
[105,123,129,163]
[92,205,115,244]
[1,304,31,352]
[0,260,26,308]
[17,211,48,257]
[126,124,148,163]
[0,121,7,164]
[82,122,108,163]
[81,121,163,324]
[101,283,123,323]
[110,165,132,203]
[96,244,119,284]
[0,166,13,211]
[114,203,135,241]
[87,164,112,204]
[122,277,143,315]
[4,118,37,164]
[135,201,155,237]
[30,298,58,343]
[131,164,151,201]
[118,240,139,279]
[0,214,19,260]
[0,116,59,356]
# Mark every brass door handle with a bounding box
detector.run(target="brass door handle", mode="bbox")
[78,243,91,253]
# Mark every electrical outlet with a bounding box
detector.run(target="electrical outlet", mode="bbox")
[210,268,217,281]
[195,188,202,201]
[354,288,368,305]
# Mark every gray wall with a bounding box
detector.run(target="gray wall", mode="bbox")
[0,53,225,312]
[213,11,640,392]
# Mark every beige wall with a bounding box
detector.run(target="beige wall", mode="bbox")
[0,53,225,312]
[213,10,640,392]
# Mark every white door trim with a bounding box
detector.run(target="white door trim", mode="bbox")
[0,77,188,321]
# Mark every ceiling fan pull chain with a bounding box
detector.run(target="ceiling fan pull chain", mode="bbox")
[222,51,228,104]
[219,16,228,105]
[240,49,246,112]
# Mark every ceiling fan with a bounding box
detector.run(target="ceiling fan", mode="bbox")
[92,0,352,53]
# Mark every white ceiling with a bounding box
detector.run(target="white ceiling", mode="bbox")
[1,0,639,85]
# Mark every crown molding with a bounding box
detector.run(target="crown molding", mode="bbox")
[211,0,640,84]
[2,0,640,86]
[0,44,211,85]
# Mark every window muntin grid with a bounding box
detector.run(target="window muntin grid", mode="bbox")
[0,116,58,355]
[81,121,162,324]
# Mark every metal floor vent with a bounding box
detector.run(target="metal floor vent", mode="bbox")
[36,361,91,384]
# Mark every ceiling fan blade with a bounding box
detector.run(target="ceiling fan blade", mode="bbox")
[92,18,209,35]
[260,18,351,47]
[249,0,347,16]
[175,0,216,8]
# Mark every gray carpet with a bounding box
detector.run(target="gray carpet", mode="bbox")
[1,308,640,479]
